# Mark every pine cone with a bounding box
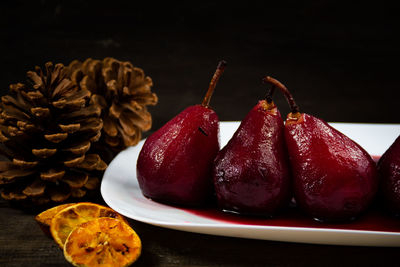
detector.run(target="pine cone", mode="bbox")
[68,58,158,158]
[0,62,107,206]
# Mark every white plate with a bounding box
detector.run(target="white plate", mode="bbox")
[101,122,400,247]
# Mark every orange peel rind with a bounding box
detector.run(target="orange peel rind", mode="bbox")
[35,203,76,237]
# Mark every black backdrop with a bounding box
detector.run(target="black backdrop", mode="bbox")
[1,1,399,130]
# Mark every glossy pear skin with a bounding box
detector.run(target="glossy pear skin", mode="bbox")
[213,101,291,216]
[378,135,400,215]
[137,105,219,206]
[284,114,378,221]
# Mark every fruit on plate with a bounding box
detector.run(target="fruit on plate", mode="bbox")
[213,78,291,216]
[35,203,75,237]
[266,76,379,222]
[377,135,400,215]
[64,217,141,267]
[50,202,127,248]
[136,61,226,206]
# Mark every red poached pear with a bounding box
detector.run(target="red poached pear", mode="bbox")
[377,135,400,216]
[213,79,291,216]
[266,76,379,222]
[136,61,226,206]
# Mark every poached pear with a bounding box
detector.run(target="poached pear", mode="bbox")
[136,61,226,206]
[266,76,379,222]
[213,80,291,216]
[378,135,400,216]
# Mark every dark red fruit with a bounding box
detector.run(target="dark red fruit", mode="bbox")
[136,61,226,206]
[378,135,400,216]
[213,96,291,216]
[267,76,379,222]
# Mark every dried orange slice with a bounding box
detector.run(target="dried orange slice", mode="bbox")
[50,202,127,248]
[35,203,76,237]
[64,217,141,267]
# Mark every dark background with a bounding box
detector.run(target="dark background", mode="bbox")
[1,1,399,129]
[1,1,400,266]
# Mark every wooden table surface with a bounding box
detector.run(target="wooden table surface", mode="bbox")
[1,1,399,266]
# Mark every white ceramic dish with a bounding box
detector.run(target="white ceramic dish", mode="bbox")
[101,122,400,247]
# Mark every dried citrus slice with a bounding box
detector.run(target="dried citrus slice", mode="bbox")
[50,202,127,248]
[35,203,76,237]
[64,217,141,267]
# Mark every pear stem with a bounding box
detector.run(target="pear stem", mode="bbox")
[202,60,227,108]
[263,83,275,104]
[262,76,300,114]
